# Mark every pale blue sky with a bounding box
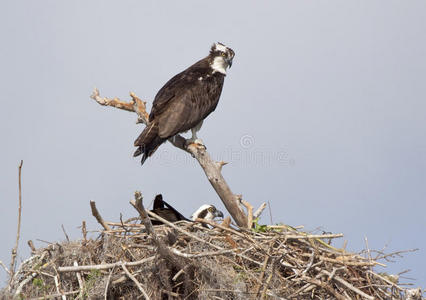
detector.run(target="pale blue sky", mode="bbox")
[1,0,425,288]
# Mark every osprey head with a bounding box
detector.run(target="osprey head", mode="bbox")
[191,204,224,221]
[209,42,235,75]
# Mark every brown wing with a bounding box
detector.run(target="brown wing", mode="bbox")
[149,57,209,122]
[157,74,224,138]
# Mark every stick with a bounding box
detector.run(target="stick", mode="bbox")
[53,275,66,300]
[27,240,36,253]
[253,202,267,219]
[0,260,10,276]
[61,224,70,242]
[9,160,23,287]
[104,267,114,300]
[58,256,155,272]
[90,89,249,228]
[90,200,111,231]
[81,221,87,245]
[73,261,84,298]
[240,199,253,228]
[169,248,234,258]
[121,264,150,300]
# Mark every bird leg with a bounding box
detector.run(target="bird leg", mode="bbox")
[186,128,206,149]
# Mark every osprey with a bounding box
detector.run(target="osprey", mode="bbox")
[150,194,190,225]
[190,204,224,221]
[150,194,224,225]
[134,42,235,164]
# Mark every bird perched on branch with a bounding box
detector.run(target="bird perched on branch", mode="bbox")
[134,42,235,165]
[150,194,224,226]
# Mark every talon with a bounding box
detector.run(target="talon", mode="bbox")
[186,138,206,149]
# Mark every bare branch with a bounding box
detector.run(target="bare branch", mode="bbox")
[73,261,84,298]
[240,199,253,228]
[61,224,70,242]
[253,202,267,219]
[58,257,155,272]
[0,260,10,276]
[90,200,111,231]
[9,160,23,286]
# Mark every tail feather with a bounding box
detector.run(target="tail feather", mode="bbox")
[133,123,166,165]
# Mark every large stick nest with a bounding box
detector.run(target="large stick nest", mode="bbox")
[2,205,423,300]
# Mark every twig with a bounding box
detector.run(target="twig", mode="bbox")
[367,271,404,291]
[104,267,114,300]
[58,257,155,272]
[240,199,253,228]
[81,221,87,245]
[267,200,273,224]
[253,202,267,219]
[169,248,234,258]
[0,260,10,276]
[129,192,154,236]
[302,250,315,275]
[287,233,344,240]
[73,261,84,298]
[172,269,185,281]
[255,256,270,297]
[9,160,23,286]
[260,272,274,300]
[27,240,36,253]
[61,224,70,242]
[121,263,150,300]
[90,200,111,231]
[374,248,419,261]
[53,275,66,300]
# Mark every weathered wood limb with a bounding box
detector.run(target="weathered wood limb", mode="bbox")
[186,144,248,227]
[240,199,253,228]
[90,201,111,231]
[90,89,249,228]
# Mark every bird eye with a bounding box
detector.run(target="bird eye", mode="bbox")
[221,53,226,57]
[208,207,214,212]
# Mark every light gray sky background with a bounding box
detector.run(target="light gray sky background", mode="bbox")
[1,0,425,289]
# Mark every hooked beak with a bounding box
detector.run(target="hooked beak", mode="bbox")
[215,210,224,219]
[227,59,233,68]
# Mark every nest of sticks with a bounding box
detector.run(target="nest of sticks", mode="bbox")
[2,193,424,300]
